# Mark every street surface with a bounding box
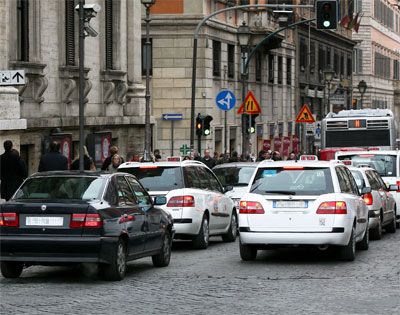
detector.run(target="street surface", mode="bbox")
[1,232,399,315]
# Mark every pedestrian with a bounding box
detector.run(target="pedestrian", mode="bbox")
[154,149,162,161]
[70,146,96,170]
[287,151,297,160]
[256,150,266,162]
[101,145,124,170]
[202,149,216,169]
[272,151,282,161]
[0,141,28,201]
[182,155,191,161]
[229,151,240,162]
[38,141,68,172]
[192,150,202,161]
[107,154,122,173]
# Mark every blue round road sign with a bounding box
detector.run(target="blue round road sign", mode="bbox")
[215,90,236,111]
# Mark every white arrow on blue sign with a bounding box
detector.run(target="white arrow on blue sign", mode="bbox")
[216,90,236,111]
[162,113,183,121]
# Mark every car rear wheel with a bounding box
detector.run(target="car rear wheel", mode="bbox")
[385,213,396,234]
[222,212,238,243]
[370,215,382,240]
[99,239,127,281]
[0,261,23,278]
[192,215,209,249]
[338,226,356,261]
[356,222,369,250]
[239,241,257,261]
[152,229,172,267]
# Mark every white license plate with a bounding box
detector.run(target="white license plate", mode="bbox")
[26,216,64,226]
[273,201,308,208]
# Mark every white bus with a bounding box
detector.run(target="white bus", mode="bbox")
[321,109,397,151]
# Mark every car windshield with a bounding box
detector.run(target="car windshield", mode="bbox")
[13,176,105,201]
[250,167,334,196]
[213,166,256,187]
[338,154,398,177]
[123,166,184,191]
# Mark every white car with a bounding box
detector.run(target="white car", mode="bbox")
[349,166,397,240]
[213,162,259,208]
[336,150,400,227]
[118,160,236,249]
[238,160,369,261]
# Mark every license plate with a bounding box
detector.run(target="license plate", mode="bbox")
[26,217,64,226]
[273,200,308,208]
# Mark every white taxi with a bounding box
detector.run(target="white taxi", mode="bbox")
[238,160,369,261]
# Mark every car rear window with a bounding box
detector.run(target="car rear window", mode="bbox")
[250,167,334,196]
[337,154,398,177]
[213,166,255,187]
[13,176,105,201]
[122,166,184,191]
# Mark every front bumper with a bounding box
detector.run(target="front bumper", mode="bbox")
[368,209,380,229]
[0,235,118,264]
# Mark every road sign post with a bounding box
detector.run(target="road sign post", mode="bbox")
[162,113,183,156]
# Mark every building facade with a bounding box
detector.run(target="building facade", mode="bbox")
[0,0,146,174]
[352,0,400,140]
[148,0,297,158]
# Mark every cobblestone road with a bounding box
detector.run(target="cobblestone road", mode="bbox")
[1,231,399,315]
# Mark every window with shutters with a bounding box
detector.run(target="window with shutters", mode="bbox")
[277,56,282,84]
[268,54,274,83]
[213,40,221,77]
[286,58,292,85]
[141,38,153,76]
[105,0,113,69]
[353,48,363,74]
[255,51,262,82]
[65,0,76,66]
[318,45,324,72]
[340,54,344,77]
[17,0,29,62]
[394,60,400,80]
[227,44,235,79]
[310,42,315,73]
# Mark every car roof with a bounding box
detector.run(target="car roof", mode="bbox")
[257,160,339,168]
[347,166,375,173]
[118,160,206,169]
[336,150,399,156]
[213,162,259,169]
[29,171,125,179]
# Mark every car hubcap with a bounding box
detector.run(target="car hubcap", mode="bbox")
[203,219,209,244]
[117,243,126,275]
[164,234,171,259]
[351,230,356,254]
[231,215,237,237]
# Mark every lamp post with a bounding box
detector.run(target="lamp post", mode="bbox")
[323,68,335,115]
[141,0,156,161]
[237,21,251,157]
[357,80,367,109]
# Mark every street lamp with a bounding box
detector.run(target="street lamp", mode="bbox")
[323,68,335,114]
[141,0,156,161]
[357,80,367,109]
[237,21,251,156]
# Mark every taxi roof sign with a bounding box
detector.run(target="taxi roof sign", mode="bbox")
[237,91,262,115]
[299,155,318,161]
[295,104,315,123]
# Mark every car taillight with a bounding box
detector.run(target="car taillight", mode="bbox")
[362,193,373,206]
[167,196,195,207]
[0,212,19,227]
[239,201,265,214]
[397,180,400,193]
[70,213,102,228]
[316,201,347,214]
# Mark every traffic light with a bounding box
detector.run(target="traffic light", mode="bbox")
[243,114,258,134]
[196,114,203,136]
[316,0,337,30]
[249,114,258,134]
[203,115,213,136]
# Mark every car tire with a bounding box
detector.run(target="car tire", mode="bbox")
[356,222,369,250]
[192,215,210,249]
[152,229,172,267]
[99,239,127,281]
[338,226,356,261]
[0,261,23,278]
[385,213,396,234]
[370,215,382,240]
[239,241,257,261]
[222,212,238,243]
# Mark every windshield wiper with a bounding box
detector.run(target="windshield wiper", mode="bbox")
[264,190,296,195]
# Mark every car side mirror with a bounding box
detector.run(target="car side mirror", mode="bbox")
[360,187,371,194]
[388,185,399,192]
[224,185,233,193]
[153,196,167,206]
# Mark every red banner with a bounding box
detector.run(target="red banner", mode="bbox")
[273,137,282,152]
[263,139,271,151]
[292,135,300,155]
[282,137,290,157]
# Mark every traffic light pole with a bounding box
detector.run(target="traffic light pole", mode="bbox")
[197,134,201,156]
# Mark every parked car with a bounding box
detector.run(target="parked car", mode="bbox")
[118,160,237,249]
[213,162,259,208]
[0,171,174,280]
[349,166,397,239]
[336,150,400,227]
[238,160,369,261]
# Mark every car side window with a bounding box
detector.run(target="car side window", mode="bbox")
[125,176,152,207]
[104,179,118,206]
[365,171,380,190]
[116,176,137,206]
[344,168,360,195]
[335,167,350,193]
[184,167,201,189]
[196,167,212,190]
[371,171,386,190]
[204,168,223,192]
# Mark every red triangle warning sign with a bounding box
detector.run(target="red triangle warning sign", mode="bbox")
[237,91,262,115]
[295,104,315,123]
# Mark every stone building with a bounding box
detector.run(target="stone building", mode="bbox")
[148,0,297,158]
[0,0,145,174]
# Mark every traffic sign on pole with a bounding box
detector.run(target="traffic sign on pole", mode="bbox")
[216,90,236,111]
[0,70,25,86]
[295,104,315,123]
[237,91,262,114]
[162,113,183,121]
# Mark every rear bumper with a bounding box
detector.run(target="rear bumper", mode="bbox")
[0,235,118,264]
[240,228,350,246]
[368,210,380,228]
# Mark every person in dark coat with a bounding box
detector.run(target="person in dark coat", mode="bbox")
[229,151,240,163]
[38,141,68,172]
[202,149,216,169]
[70,146,96,170]
[0,141,28,201]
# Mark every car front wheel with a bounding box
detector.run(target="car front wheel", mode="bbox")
[99,239,127,281]
[152,229,172,267]
[0,261,23,278]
